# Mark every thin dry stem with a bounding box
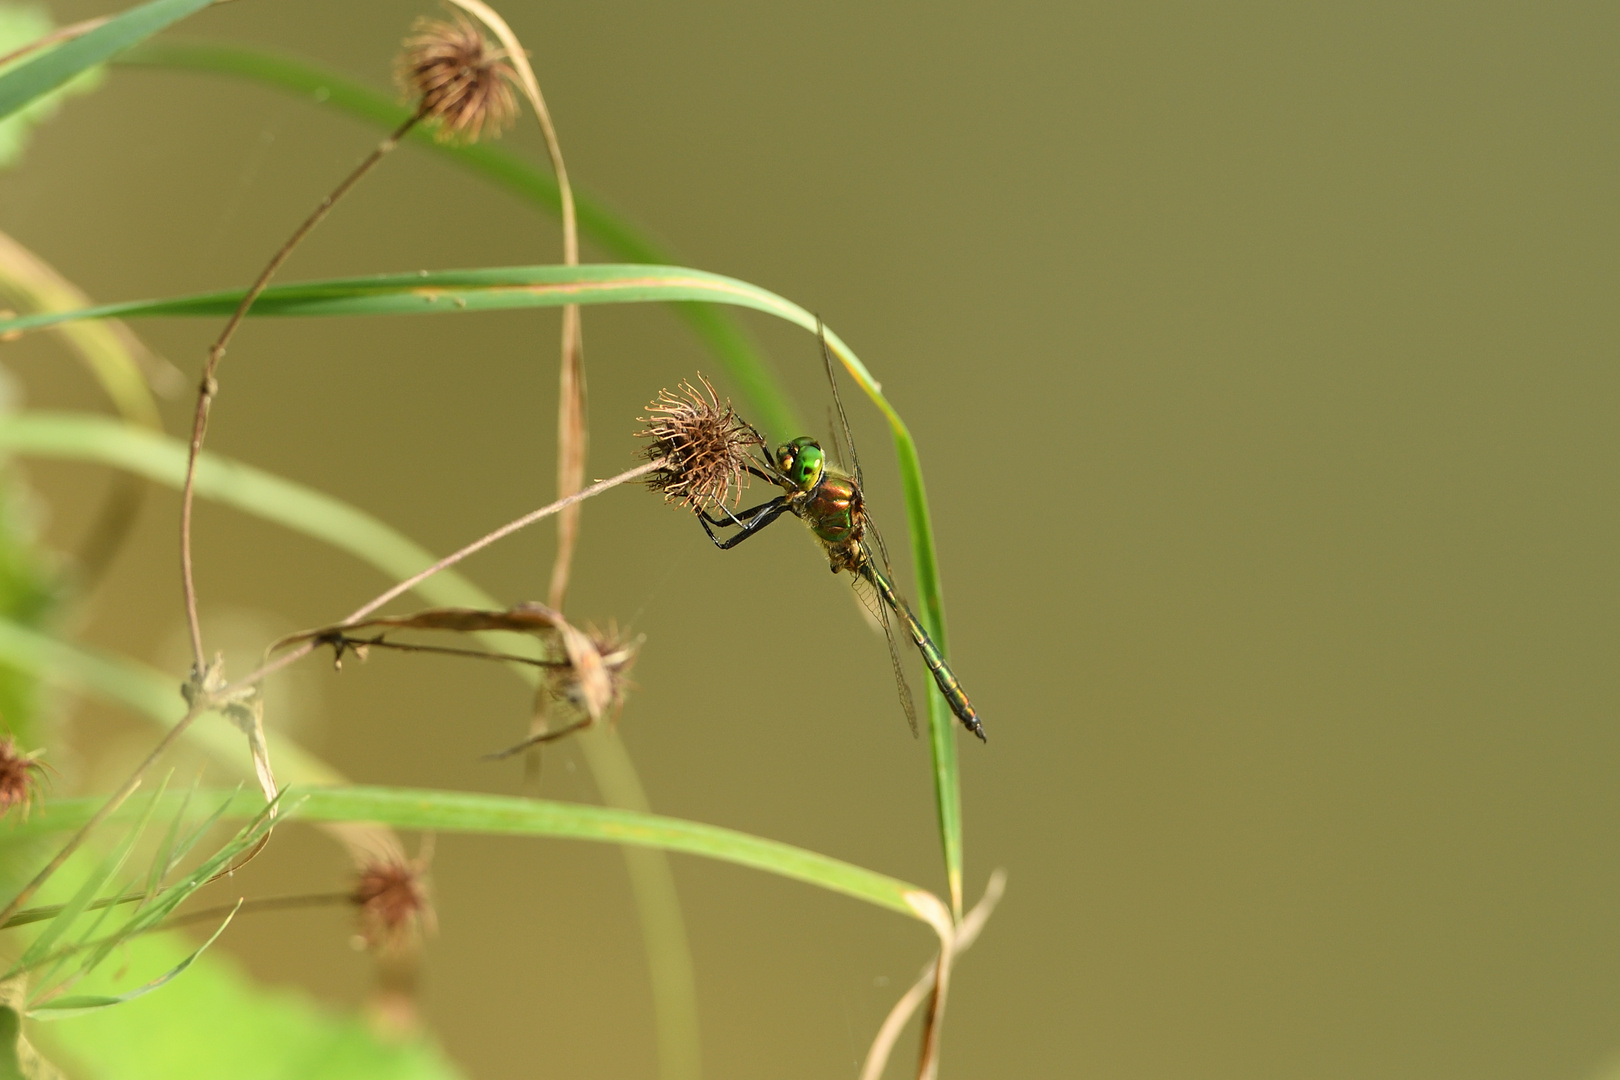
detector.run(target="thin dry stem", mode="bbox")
[438,4,584,784]
[861,871,1006,1080]
[212,457,665,704]
[179,111,423,674]
[439,2,583,610]
[915,944,952,1080]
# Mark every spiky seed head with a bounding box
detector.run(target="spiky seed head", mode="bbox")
[397,13,519,143]
[351,853,434,952]
[0,736,48,820]
[636,375,764,511]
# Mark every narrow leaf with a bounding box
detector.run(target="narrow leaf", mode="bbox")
[23,787,937,921]
[0,0,212,123]
[10,780,165,979]
[28,899,240,1019]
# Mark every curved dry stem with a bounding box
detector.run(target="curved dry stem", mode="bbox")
[215,457,663,702]
[861,870,1006,1080]
[443,0,585,613]
[179,110,424,673]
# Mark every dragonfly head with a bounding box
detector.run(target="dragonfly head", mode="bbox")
[775,437,825,492]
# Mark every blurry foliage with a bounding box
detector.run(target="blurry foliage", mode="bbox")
[0,382,59,751]
[0,5,103,170]
[30,932,464,1080]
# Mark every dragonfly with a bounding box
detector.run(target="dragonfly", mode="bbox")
[697,326,986,742]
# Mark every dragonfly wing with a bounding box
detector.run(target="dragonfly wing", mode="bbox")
[852,560,920,738]
[818,319,864,489]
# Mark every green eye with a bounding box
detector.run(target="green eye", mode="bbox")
[777,438,823,489]
[796,444,824,486]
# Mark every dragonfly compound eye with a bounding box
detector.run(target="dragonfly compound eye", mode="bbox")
[794,442,824,488]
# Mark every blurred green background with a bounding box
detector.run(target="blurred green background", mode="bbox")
[3,1,1618,1077]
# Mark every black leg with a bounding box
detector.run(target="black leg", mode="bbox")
[700,496,786,528]
[698,497,791,550]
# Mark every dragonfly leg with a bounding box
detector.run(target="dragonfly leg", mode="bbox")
[698,497,791,550]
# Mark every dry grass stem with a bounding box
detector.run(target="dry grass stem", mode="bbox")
[179,108,424,674]
[861,871,1006,1080]
[214,458,662,707]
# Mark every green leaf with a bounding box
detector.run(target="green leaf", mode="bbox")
[0,263,823,336]
[0,0,209,127]
[24,787,935,920]
[29,931,465,1079]
[10,781,165,981]
[28,901,239,1019]
[114,38,799,438]
[0,1004,19,1080]
[0,6,104,171]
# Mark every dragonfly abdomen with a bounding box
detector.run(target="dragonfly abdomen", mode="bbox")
[859,562,987,742]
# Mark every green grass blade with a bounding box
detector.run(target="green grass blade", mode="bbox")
[28,899,240,1019]
[10,782,164,979]
[0,411,482,605]
[0,0,212,122]
[23,788,935,920]
[115,39,799,437]
[0,263,827,333]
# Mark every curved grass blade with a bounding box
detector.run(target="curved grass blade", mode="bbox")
[0,258,971,913]
[27,899,240,1019]
[0,0,212,123]
[22,788,937,921]
[8,780,165,980]
[115,39,799,438]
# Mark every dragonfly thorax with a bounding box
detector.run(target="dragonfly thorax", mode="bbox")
[773,437,867,571]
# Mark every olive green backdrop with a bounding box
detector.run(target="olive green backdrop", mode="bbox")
[3,1,1617,1077]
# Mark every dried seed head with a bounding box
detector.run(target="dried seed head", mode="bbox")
[551,622,641,724]
[351,852,434,953]
[397,13,518,143]
[636,375,764,511]
[0,736,48,820]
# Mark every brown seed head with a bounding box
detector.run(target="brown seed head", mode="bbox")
[351,853,434,952]
[0,737,48,820]
[636,375,765,512]
[397,13,518,143]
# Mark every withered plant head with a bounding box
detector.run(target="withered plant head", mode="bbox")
[351,849,435,953]
[636,375,765,512]
[397,12,519,143]
[551,622,641,724]
[0,736,49,821]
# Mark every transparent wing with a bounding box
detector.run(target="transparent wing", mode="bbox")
[819,319,917,736]
[818,318,863,488]
[851,551,920,738]
[826,405,848,475]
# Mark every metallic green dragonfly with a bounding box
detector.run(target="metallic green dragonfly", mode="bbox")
[698,330,986,742]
